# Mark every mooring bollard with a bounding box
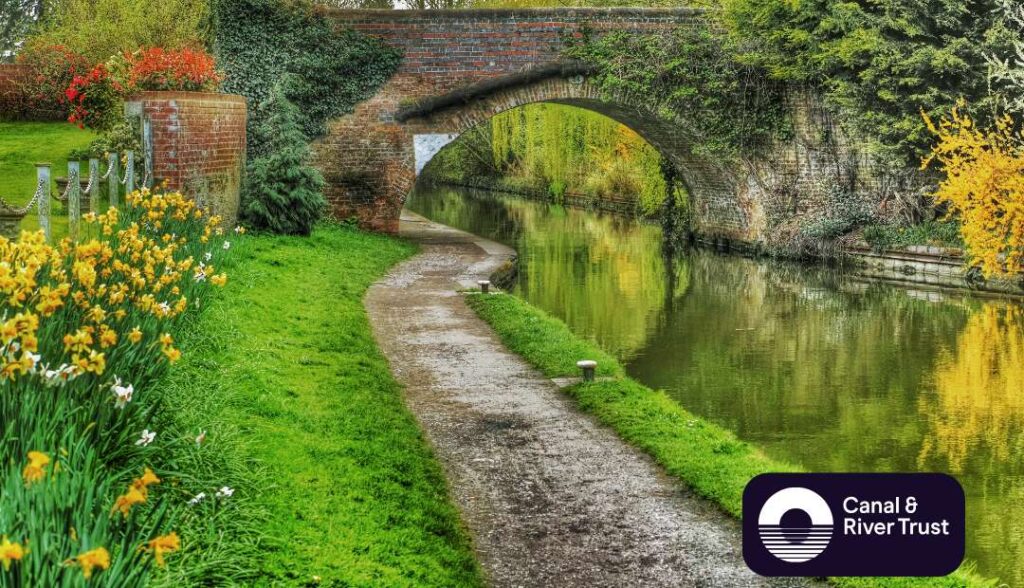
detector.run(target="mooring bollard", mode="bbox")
[107,152,119,208]
[67,160,80,240]
[478,280,491,293]
[36,163,51,242]
[576,360,597,382]
[88,158,100,215]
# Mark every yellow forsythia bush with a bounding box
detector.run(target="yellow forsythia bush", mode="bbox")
[0,188,240,585]
[923,101,1024,277]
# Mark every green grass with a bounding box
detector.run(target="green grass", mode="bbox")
[0,121,96,236]
[465,291,996,588]
[861,220,963,252]
[157,224,483,587]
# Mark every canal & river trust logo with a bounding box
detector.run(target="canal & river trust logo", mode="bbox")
[743,473,965,577]
[757,487,834,563]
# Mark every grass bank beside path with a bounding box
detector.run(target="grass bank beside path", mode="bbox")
[160,224,483,586]
[465,292,996,588]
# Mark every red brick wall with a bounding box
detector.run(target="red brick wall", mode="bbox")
[125,91,247,226]
[317,8,701,233]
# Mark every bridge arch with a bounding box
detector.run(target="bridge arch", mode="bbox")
[314,8,873,243]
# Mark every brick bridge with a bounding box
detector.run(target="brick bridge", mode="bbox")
[319,8,870,241]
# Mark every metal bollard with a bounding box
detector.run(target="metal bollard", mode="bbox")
[576,360,597,382]
[478,280,491,293]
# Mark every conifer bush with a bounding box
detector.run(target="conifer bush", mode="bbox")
[243,84,326,236]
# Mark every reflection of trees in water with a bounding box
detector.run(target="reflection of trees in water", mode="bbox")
[409,184,1024,585]
[916,304,1024,583]
[407,184,687,360]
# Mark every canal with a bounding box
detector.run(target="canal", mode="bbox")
[406,183,1024,586]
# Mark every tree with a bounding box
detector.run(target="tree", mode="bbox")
[923,102,1024,277]
[722,0,1016,166]
[243,83,326,235]
[988,0,1024,114]
[0,0,39,61]
[29,0,209,62]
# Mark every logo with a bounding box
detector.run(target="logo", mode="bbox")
[743,473,965,577]
[757,487,833,563]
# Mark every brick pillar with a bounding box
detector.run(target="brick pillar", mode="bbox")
[124,91,247,227]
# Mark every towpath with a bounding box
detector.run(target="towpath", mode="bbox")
[365,210,814,587]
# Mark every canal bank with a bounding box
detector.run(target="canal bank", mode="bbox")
[365,211,811,587]
[405,184,1014,587]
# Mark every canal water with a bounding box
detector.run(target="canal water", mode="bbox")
[406,183,1024,585]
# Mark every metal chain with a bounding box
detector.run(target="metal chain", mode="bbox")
[101,161,114,180]
[53,169,78,202]
[0,178,47,216]
[82,169,96,195]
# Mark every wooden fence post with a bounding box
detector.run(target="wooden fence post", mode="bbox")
[142,118,154,189]
[89,158,100,215]
[36,163,50,242]
[108,152,119,208]
[124,151,135,195]
[67,161,80,240]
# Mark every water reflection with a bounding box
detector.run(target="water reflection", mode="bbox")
[406,183,1024,585]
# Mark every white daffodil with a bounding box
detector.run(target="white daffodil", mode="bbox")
[234,226,244,234]
[222,241,231,250]
[158,301,172,315]
[215,486,234,499]
[136,429,156,446]
[188,492,207,506]
[204,251,213,262]
[112,379,134,409]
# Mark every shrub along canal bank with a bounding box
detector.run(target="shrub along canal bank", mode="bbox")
[169,224,482,586]
[465,291,995,588]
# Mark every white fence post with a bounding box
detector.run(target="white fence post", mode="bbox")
[68,161,80,240]
[36,163,51,242]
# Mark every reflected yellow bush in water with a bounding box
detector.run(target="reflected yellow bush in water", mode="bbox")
[918,304,1024,473]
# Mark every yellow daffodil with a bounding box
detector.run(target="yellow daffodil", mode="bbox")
[22,451,50,484]
[0,537,25,570]
[72,547,110,579]
[142,532,180,567]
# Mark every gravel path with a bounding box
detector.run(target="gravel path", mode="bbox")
[365,211,815,587]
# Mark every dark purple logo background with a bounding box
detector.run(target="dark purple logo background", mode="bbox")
[743,473,965,577]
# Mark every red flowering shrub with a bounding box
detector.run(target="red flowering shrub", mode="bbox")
[13,46,220,130]
[15,43,90,116]
[109,48,222,93]
[65,64,123,131]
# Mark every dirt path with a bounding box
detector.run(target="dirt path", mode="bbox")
[365,211,813,587]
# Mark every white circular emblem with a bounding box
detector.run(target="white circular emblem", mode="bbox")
[757,487,834,563]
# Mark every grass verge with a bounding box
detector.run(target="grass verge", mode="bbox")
[465,291,995,588]
[161,224,483,586]
[0,121,97,237]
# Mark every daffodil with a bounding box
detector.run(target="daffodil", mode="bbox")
[0,537,25,570]
[72,547,110,579]
[22,450,50,484]
[136,429,156,447]
[142,532,180,567]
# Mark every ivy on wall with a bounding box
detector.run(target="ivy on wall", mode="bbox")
[721,0,1016,168]
[563,24,791,163]
[212,0,401,157]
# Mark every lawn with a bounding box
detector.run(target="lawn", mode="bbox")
[466,291,997,588]
[160,224,483,586]
[0,121,97,235]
